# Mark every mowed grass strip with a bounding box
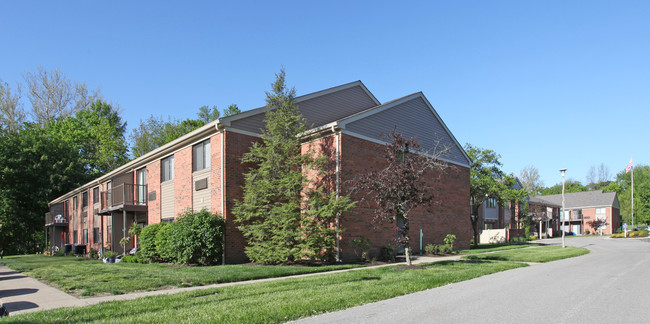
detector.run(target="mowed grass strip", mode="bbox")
[456,243,540,255]
[464,245,589,263]
[4,260,527,323]
[0,255,360,297]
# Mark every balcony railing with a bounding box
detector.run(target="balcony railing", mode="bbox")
[100,183,147,210]
[45,212,68,226]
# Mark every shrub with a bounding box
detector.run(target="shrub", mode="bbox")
[155,223,174,262]
[439,244,452,254]
[424,243,438,255]
[120,255,139,263]
[379,245,395,262]
[630,231,637,237]
[103,251,118,259]
[351,237,372,262]
[168,209,225,265]
[584,229,590,235]
[139,222,166,263]
[639,230,649,237]
[444,234,456,251]
[89,249,99,260]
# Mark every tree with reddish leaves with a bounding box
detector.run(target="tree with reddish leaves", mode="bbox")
[352,128,449,265]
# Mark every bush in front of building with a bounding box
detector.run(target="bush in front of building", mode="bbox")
[139,222,167,262]
[155,223,174,262]
[168,209,225,266]
[139,210,225,265]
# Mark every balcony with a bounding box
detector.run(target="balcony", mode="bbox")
[45,212,68,227]
[99,183,148,215]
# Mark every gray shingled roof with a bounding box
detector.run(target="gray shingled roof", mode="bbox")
[528,196,561,208]
[531,190,618,209]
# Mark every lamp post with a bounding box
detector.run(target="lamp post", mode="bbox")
[560,169,566,248]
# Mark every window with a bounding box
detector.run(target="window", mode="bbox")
[596,208,606,215]
[193,140,211,171]
[83,229,88,244]
[82,192,88,208]
[162,218,174,223]
[486,198,497,209]
[136,168,147,204]
[161,156,174,182]
[93,228,100,244]
[73,230,78,244]
[93,187,99,204]
[73,197,78,214]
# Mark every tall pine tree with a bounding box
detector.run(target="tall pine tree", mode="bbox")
[233,70,354,264]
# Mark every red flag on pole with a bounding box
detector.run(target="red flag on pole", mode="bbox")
[626,157,633,173]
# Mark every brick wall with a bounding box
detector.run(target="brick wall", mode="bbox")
[174,146,193,217]
[210,133,224,215]
[223,131,263,263]
[338,134,471,261]
[147,160,162,224]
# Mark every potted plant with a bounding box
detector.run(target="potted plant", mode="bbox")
[103,251,118,264]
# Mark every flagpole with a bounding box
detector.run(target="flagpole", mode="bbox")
[631,157,634,228]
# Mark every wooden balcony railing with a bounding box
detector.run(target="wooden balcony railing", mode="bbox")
[100,184,147,210]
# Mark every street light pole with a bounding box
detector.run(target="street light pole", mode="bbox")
[560,169,566,248]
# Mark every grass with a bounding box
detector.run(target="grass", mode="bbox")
[0,255,360,297]
[463,245,589,263]
[455,242,541,255]
[2,260,528,323]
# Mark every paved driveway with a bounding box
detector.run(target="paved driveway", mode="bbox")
[295,236,650,323]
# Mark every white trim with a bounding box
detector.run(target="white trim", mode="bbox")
[340,130,471,168]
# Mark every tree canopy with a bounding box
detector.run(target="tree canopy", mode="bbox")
[604,165,650,225]
[465,143,526,246]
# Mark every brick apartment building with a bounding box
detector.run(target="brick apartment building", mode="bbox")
[44,81,472,263]
[531,190,621,235]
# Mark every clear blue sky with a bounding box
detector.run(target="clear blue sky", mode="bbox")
[2,1,648,187]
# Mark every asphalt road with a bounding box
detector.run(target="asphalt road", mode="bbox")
[294,236,650,324]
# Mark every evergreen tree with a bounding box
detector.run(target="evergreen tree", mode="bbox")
[233,70,354,264]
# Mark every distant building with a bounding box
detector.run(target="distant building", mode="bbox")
[530,190,621,235]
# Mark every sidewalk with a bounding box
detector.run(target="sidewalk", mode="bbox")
[0,264,86,315]
[0,254,462,316]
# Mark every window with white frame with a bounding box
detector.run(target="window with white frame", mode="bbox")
[193,140,211,172]
[161,155,174,182]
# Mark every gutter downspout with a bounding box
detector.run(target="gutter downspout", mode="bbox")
[333,126,341,263]
[221,127,226,265]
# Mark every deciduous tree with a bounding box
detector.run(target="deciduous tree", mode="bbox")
[353,129,450,265]
[465,144,526,247]
[0,79,26,131]
[519,165,544,195]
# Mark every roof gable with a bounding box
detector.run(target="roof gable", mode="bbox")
[221,81,379,135]
[338,92,471,167]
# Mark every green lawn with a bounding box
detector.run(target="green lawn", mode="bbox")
[2,260,527,323]
[455,243,541,255]
[463,245,589,263]
[0,255,360,297]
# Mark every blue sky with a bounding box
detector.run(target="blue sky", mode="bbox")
[2,1,648,187]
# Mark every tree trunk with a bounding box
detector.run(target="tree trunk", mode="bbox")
[405,246,411,266]
[471,204,480,247]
